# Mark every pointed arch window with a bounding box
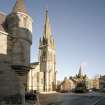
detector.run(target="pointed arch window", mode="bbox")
[41,50,47,62]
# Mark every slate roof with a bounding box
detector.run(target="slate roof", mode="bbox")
[30,62,40,66]
[12,0,28,14]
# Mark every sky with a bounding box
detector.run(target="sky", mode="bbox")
[0,0,105,80]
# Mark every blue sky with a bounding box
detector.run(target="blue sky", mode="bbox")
[0,0,105,80]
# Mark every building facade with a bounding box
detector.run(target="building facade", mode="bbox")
[0,0,32,104]
[57,64,89,92]
[28,62,44,92]
[28,10,56,92]
[99,75,105,91]
[58,77,75,92]
[92,79,99,90]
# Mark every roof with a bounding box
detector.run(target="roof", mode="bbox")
[0,12,6,32]
[62,78,71,85]
[30,62,40,66]
[12,0,28,14]
[43,10,52,39]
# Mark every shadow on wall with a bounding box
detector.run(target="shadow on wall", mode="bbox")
[5,13,32,66]
[0,13,32,104]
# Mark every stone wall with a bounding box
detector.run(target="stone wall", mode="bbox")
[0,32,7,55]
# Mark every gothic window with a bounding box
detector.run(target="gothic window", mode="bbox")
[48,52,53,62]
[41,50,46,62]
[42,50,46,57]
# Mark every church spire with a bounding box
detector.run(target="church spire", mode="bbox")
[78,64,83,76]
[43,9,52,40]
[12,0,28,14]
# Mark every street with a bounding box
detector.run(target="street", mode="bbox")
[39,92,105,105]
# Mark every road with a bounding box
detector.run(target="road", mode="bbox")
[39,92,105,105]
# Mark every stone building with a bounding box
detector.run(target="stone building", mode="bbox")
[57,64,89,92]
[58,77,75,92]
[99,75,105,91]
[28,10,57,92]
[28,62,44,92]
[92,79,99,90]
[0,0,32,104]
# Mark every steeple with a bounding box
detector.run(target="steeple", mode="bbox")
[43,9,52,40]
[78,64,83,76]
[39,10,56,91]
[12,0,28,14]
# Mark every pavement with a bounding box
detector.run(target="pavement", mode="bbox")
[38,92,105,105]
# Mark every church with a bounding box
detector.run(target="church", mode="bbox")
[0,0,56,103]
[28,10,57,92]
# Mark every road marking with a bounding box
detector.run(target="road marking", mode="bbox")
[92,97,105,105]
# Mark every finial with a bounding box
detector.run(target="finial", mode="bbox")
[46,9,48,13]
[45,9,48,18]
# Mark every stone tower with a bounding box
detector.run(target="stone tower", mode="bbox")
[5,0,32,89]
[0,0,32,103]
[39,10,56,91]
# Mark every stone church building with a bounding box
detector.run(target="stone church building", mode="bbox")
[0,0,56,104]
[28,10,57,92]
[0,0,32,104]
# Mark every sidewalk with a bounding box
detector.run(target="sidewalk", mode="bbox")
[40,91,57,94]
